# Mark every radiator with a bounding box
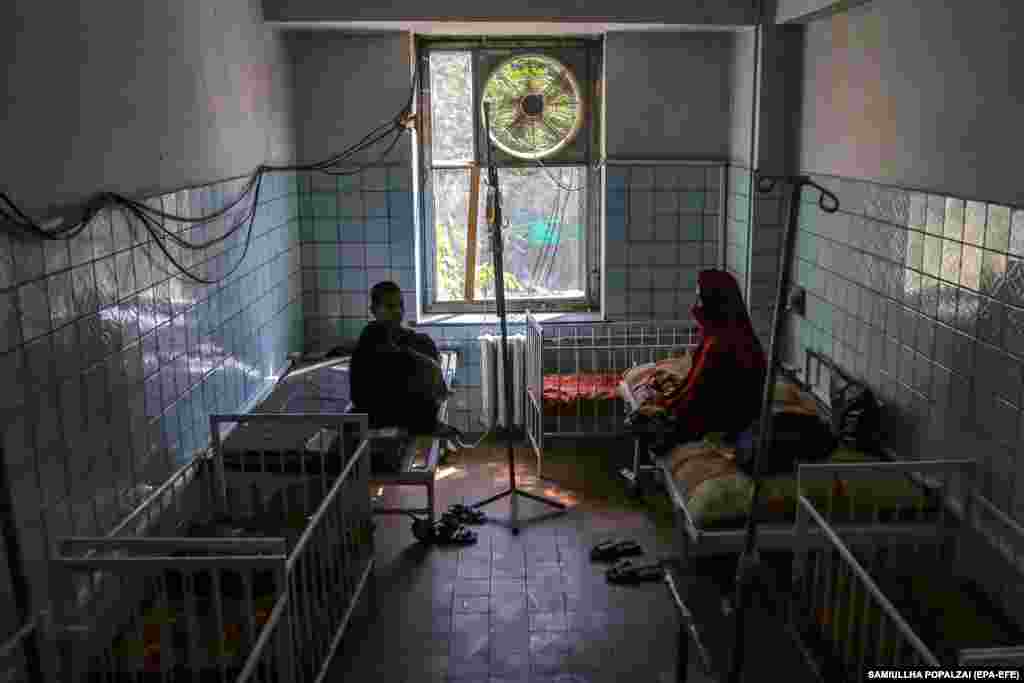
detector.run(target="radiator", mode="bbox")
[478,334,526,429]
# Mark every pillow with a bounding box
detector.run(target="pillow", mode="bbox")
[667,440,738,493]
[688,473,753,528]
[829,370,882,453]
[622,362,657,389]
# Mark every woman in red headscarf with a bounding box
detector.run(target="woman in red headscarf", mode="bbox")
[630,269,767,444]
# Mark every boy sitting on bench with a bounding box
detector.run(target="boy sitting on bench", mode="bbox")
[349,280,459,439]
[350,281,481,545]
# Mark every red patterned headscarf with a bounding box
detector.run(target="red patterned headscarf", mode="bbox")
[656,269,766,437]
[692,269,765,369]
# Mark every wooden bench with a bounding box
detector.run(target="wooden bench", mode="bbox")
[353,350,459,527]
[219,348,458,529]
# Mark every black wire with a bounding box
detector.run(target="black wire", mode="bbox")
[529,167,573,290]
[0,54,422,288]
[264,57,420,175]
[114,172,261,225]
[319,125,407,176]
[540,175,571,288]
[115,173,263,285]
[536,158,583,192]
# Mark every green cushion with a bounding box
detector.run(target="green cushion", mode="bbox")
[689,447,935,531]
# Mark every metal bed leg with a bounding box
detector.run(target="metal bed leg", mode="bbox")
[618,437,644,497]
[666,565,714,681]
[678,619,691,683]
[427,479,436,528]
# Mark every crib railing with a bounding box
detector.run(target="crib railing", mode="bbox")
[0,618,42,683]
[274,433,374,683]
[209,413,375,682]
[49,413,375,683]
[790,459,978,680]
[51,536,290,681]
[792,494,941,678]
[524,313,698,445]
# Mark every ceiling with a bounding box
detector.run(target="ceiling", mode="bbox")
[267,21,750,34]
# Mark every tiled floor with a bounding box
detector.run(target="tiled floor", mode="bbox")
[325,443,757,683]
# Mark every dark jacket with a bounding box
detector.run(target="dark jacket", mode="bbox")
[350,321,442,433]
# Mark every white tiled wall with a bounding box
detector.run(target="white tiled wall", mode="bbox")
[783,173,1024,623]
[0,173,302,627]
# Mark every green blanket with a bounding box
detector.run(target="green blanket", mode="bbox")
[687,448,936,531]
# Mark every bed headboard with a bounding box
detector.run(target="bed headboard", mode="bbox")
[777,348,870,422]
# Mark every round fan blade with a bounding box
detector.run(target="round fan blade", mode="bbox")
[507,111,530,132]
[542,69,576,100]
[539,116,565,141]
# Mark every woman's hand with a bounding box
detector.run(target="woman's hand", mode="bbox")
[635,403,667,418]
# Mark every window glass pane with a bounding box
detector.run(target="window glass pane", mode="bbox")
[432,168,470,302]
[429,52,474,163]
[475,167,586,301]
[432,167,587,304]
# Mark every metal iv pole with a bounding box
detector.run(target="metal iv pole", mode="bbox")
[726,173,839,683]
[467,102,568,535]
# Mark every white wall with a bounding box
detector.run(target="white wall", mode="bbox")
[286,32,413,165]
[729,30,758,166]
[0,0,296,218]
[775,0,873,24]
[797,0,1024,207]
[287,30,737,163]
[756,26,804,177]
[606,32,734,160]
[263,0,758,26]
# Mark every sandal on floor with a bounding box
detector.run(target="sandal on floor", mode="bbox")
[447,504,487,525]
[606,559,665,584]
[433,518,477,545]
[590,539,644,562]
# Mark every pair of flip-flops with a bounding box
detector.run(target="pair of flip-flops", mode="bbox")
[432,515,477,545]
[590,538,644,562]
[590,539,664,583]
[427,504,487,546]
[606,559,666,584]
[446,504,487,525]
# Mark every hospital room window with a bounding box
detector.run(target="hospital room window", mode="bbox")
[416,38,603,314]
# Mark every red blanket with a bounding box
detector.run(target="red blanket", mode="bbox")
[536,373,623,405]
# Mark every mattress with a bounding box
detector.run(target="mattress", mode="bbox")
[526,373,624,418]
[661,444,936,531]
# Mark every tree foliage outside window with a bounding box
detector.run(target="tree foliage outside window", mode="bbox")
[426,49,588,307]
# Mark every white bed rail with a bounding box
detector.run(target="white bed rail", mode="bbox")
[524,313,699,477]
[788,458,1024,680]
[793,493,942,678]
[48,413,375,683]
[0,618,41,683]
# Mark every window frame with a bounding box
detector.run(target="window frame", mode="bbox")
[415,36,603,316]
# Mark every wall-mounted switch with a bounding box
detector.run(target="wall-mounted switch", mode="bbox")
[789,287,806,317]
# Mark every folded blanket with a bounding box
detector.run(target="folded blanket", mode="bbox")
[620,355,693,404]
[666,441,747,525]
[667,442,934,530]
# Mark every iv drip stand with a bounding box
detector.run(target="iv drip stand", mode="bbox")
[467,103,567,535]
[726,173,839,683]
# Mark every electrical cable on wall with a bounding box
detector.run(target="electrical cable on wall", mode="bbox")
[0,60,423,287]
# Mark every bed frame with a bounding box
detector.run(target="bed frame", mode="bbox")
[265,349,459,529]
[620,348,974,562]
[524,312,699,484]
[790,472,1024,679]
[48,413,376,682]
